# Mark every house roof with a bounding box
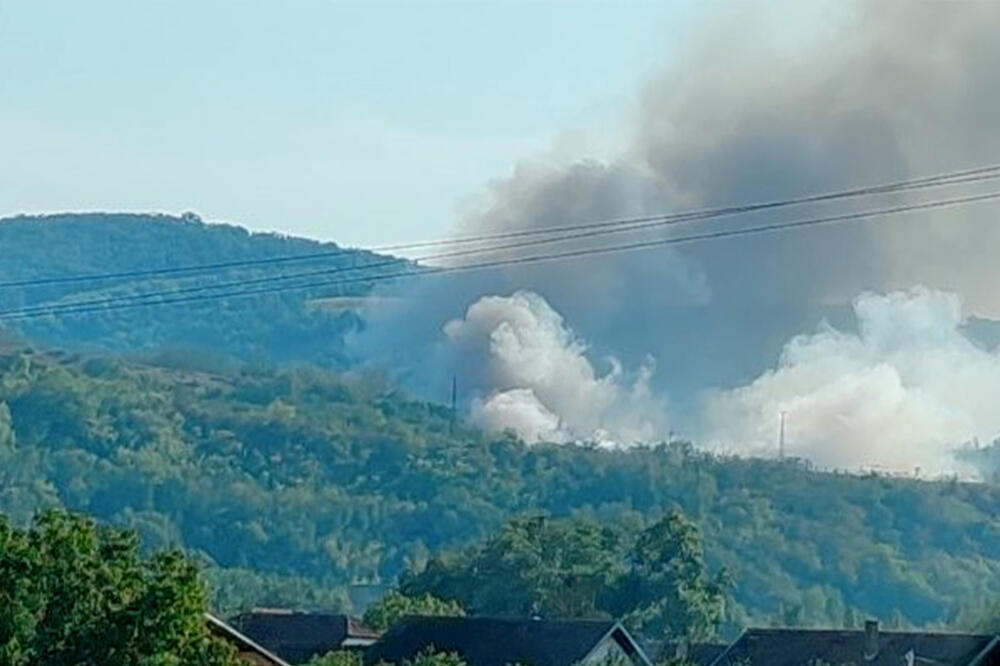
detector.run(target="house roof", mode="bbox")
[205,613,292,666]
[365,616,650,666]
[710,627,1000,666]
[233,610,379,664]
[687,643,730,665]
[650,642,728,666]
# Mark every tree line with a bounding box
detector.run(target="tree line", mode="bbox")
[0,507,726,666]
[2,345,1000,630]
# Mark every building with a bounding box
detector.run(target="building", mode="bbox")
[710,621,1000,666]
[651,641,728,666]
[206,613,292,666]
[233,609,380,664]
[365,616,652,666]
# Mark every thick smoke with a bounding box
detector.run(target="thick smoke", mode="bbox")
[632,1,1000,314]
[700,288,1000,475]
[448,1,1000,381]
[354,1,1000,471]
[442,291,667,445]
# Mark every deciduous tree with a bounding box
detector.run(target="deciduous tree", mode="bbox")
[363,591,464,633]
[0,510,238,666]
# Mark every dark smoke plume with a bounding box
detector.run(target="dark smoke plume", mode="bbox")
[351,1,1000,467]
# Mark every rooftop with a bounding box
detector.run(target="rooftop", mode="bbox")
[712,625,1000,666]
[234,610,379,664]
[365,616,648,666]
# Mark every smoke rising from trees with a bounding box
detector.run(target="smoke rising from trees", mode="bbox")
[702,288,1000,475]
[443,291,666,445]
[356,1,1000,471]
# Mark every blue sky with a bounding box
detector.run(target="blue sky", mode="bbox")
[0,0,700,247]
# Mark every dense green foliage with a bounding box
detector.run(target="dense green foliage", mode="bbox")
[307,647,463,666]
[616,512,729,639]
[3,344,1000,632]
[403,648,467,666]
[205,568,353,617]
[0,213,403,365]
[0,510,237,665]
[404,517,621,619]
[308,650,364,666]
[363,592,464,633]
[402,513,728,640]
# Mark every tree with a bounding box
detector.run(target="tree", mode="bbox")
[404,647,467,666]
[401,515,622,618]
[612,511,730,640]
[0,510,238,666]
[307,650,364,666]
[363,591,464,633]
[309,646,464,666]
[5,340,1000,631]
[403,512,729,641]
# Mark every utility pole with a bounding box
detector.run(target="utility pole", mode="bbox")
[778,410,787,460]
[450,375,458,430]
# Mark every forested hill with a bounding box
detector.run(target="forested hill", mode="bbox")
[0,212,401,365]
[3,344,1000,631]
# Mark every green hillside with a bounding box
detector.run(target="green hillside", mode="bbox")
[2,343,999,631]
[0,212,403,366]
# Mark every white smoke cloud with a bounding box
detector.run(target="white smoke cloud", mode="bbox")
[699,288,1000,474]
[431,0,1000,398]
[443,291,668,445]
[437,287,1000,475]
[354,1,1000,474]
[468,388,564,444]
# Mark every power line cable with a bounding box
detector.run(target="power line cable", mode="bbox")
[5,168,1000,316]
[2,182,933,316]
[3,189,997,322]
[8,172,997,318]
[371,166,1000,252]
[1,164,997,290]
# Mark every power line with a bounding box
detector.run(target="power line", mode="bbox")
[6,190,998,320]
[6,173,996,318]
[0,179,927,316]
[5,168,1000,317]
[1,163,998,291]
[0,211,705,316]
[371,166,1000,252]
[4,255,406,317]
[3,189,997,322]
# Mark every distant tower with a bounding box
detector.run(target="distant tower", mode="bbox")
[778,411,787,460]
[450,375,458,418]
